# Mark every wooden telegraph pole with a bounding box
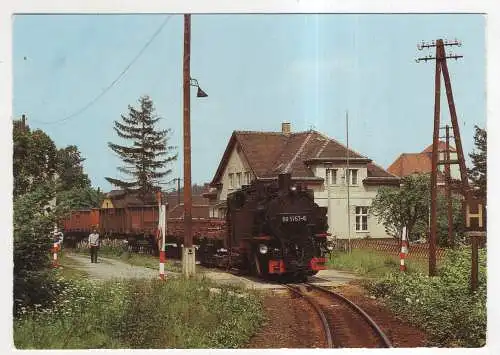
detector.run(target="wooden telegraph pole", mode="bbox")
[182,13,195,277]
[445,125,454,248]
[416,38,469,276]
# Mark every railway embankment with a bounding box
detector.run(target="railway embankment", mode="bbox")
[327,247,487,347]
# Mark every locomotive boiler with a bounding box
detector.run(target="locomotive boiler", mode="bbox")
[207,173,329,280]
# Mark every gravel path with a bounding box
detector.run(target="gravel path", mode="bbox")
[65,254,177,281]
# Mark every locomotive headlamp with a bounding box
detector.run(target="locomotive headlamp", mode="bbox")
[290,186,297,192]
[259,244,268,254]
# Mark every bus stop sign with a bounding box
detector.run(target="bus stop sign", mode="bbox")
[463,198,486,232]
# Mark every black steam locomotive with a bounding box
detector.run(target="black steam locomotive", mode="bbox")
[199,173,329,280]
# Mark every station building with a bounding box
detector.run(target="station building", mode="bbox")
[204,122,400,240]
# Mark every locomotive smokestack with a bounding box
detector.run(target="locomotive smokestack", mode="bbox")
[278,173,292,191]
[281,122,291,136]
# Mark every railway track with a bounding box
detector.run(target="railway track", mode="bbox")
[285,282,392,348]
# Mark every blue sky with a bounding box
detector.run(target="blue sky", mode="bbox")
[12,14,486,191]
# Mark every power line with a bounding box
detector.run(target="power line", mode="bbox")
[31,15,172,125]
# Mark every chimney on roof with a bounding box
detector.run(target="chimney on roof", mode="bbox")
[281,122,291,135]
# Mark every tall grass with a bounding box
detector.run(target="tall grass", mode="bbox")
[327,249,428,277]
[369,247,486,347]
[14,277,264,349]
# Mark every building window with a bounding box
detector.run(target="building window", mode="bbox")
[355,206,368,231]
[244,171,251,185]
[347,169,358,185]
[229,173,234,188]
[325,168,337,185]
[236,172,242,188]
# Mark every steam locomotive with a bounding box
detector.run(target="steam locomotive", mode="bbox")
[198,173,329,280]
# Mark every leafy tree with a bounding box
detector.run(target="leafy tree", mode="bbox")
[13,182,60,311]
[13,120,32,196]
[55,187,103,216]
[372,173,465,246]
[13,120,58,197]
[55,145,91,191]
[468,125,487,198]
[371,174,430,241]
[106,96,177,198]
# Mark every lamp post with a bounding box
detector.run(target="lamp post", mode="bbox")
[182,14,207,278]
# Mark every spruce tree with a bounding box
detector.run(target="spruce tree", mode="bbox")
[106,95,177,198]
[468,125,487,198]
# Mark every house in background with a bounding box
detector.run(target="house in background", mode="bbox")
[100,190,151,209]
[205,122,400,240]
[387,142,460,184]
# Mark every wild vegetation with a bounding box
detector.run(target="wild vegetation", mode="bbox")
[327,249,428,278]
[12,118,102,316]
[14,277,264,349]
[369,247,486,347]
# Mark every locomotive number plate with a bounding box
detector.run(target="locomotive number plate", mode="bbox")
[281,215,308,223]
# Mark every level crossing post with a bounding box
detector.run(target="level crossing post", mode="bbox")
[157,191,166,280]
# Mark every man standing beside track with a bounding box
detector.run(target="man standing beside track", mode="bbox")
[88,227,100,263]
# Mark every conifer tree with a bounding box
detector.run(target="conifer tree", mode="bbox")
[468,125,487,198]
[106,96,177,198]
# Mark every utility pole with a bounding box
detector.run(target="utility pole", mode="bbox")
[182,13,195,277]
[444,125,454,248]
[416,38,469,276]
[346,111,351,253]
[21,114,27,130]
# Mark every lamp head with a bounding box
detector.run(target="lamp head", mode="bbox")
[196,87,208,98]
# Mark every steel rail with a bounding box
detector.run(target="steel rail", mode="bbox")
[306,282,393,348]
[284,284,334,348]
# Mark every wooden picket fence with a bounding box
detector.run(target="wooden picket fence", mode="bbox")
[334,238,447,260]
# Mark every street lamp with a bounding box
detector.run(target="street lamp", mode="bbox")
[182,14,208,278]
[190,78,208,98]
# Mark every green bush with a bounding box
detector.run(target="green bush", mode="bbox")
[369,247,486,347]
[14,277,264,349]
[13,183,61,315]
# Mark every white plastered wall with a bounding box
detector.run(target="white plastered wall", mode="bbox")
[311,164,393,239]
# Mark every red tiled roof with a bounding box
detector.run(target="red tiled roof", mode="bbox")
[422,141,456,153]
[210,129,396,185]
[234,131,289,178]
[387,153,432,177]
[367,163,399,179]
[388,141,456,178]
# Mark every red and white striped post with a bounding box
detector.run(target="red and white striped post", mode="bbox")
[157,192,167,280]
[400,226,409,272]
[52,242,60,268]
